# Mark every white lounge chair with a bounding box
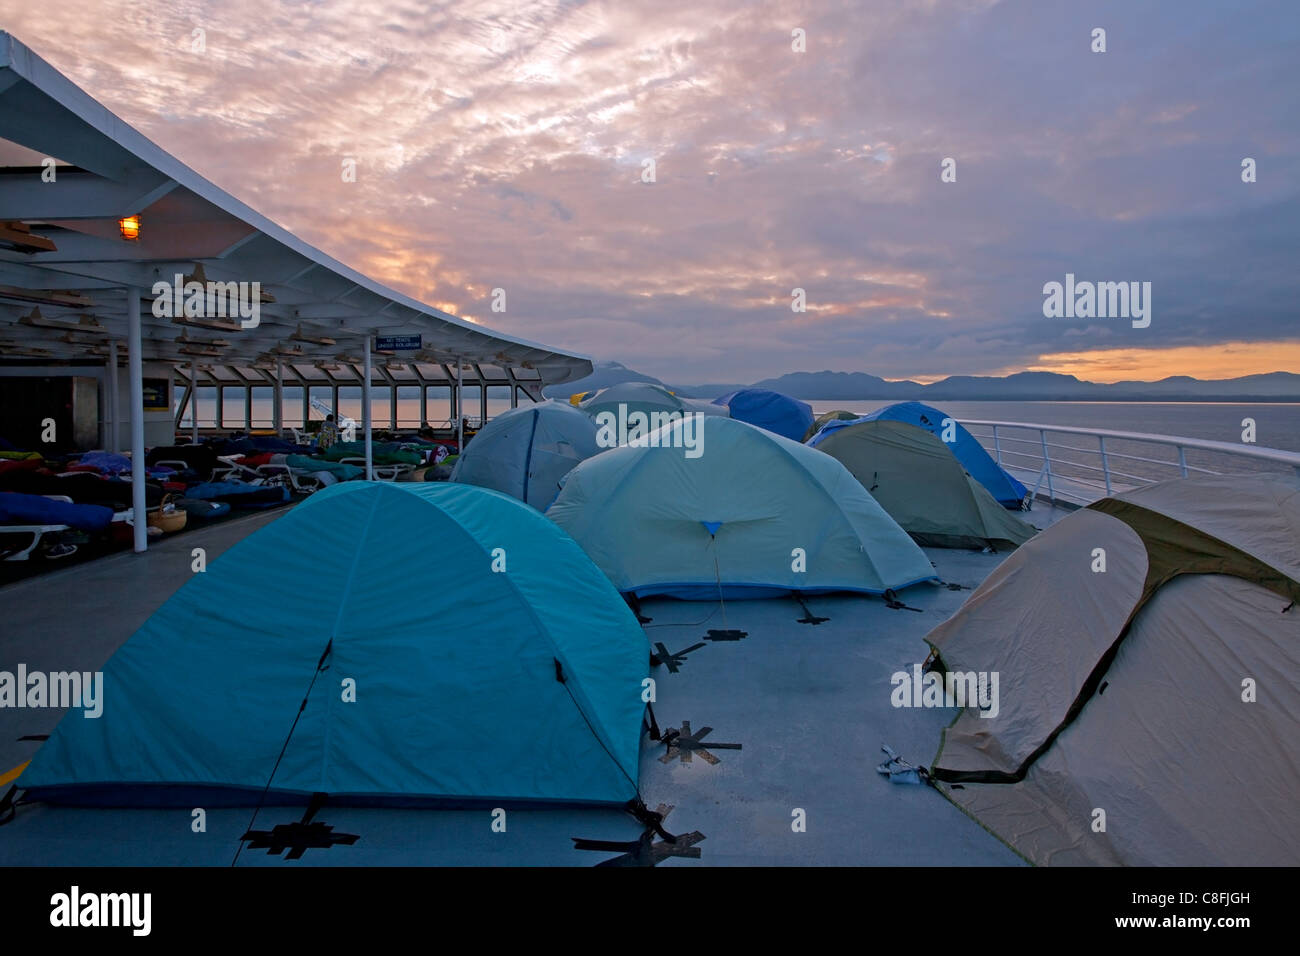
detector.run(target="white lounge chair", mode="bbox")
[339,457,415,481]
[255,463,323,494]
[0,496,127,561]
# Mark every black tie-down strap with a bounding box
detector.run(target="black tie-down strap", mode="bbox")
[625,593,653,624]
[239,792,359,860]
[643,702,662,741]
[626,798,676,842]
[883,589,923,612]
[793,592,829,625]
[571,804,705,866]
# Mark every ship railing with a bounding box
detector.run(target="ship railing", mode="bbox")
[958,420,1300,508]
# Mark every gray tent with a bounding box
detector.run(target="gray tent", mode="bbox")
[923,474,1300,865]
[451,401,601,510]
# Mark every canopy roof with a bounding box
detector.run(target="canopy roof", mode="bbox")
[0,32,591,390]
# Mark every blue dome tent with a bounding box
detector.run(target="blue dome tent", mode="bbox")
[814,402,1028,507]
[21,482,650,809]
[711,388,815,442]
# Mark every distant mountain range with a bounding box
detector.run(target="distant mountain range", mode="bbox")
[544,362,1300,402]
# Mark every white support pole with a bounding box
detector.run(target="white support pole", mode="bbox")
[273,357,284,437]
[126,289,147,553]
[190,361,200,443]
[456,359,463,453]
[107,340,119,453]
[363,335,373,480]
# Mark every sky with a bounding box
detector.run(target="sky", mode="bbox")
[1,0,1297,385]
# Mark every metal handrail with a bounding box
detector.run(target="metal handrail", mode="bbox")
[959,419,1300,507]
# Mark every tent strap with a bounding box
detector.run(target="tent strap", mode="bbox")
[626,798,676,842]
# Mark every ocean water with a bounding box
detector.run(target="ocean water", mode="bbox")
[805,401,1300,453]
[805,400,1300,488]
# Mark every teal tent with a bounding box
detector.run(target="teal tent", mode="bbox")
[451,400,602,510]
[21,482,649,808]
[547,416,937,598]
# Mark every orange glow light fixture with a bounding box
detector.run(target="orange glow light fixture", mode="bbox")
[118,215,141,241]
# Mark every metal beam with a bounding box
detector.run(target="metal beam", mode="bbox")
[106,341,118,452]
[190,359,199,442]
[126,288,146,553]
[362,333,373,479]
[0,167,178,219]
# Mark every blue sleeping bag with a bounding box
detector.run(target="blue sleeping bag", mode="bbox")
[184,482,290,508]
[0,493,114,532]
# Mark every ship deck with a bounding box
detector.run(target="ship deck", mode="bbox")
[0,498,1073,866]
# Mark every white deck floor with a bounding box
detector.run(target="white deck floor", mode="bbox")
[0,499,1072,866]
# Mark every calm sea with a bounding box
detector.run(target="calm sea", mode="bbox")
[805,401,1300,454]
[805,400,1300,486]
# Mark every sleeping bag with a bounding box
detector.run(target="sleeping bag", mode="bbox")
[0,492,114,532]
[184,482,290,508]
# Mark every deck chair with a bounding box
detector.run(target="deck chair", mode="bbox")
[339,457,415,481]
[0,496,126,560]
[255,463,323,494]
[1,523,71,560]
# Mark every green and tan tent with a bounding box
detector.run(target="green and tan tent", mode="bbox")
[801,408,859,443]
[923,474,1300,865]
[808,418,1036,550]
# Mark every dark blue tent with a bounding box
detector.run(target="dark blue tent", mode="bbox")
[814,402,1028,508]
[712,389,814,442]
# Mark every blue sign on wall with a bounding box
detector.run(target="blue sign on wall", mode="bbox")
[376,335,422,351]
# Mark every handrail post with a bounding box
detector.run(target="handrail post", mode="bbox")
[1099,435,1112,495]
[992,425,1003,467]
[1177,446,1188,478]
[1039,429,1055,501]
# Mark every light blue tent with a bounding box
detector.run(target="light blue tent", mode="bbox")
[813,401,1028,507]
[451,401,602,510]
[711,388,814,442]
[21,482,649,809]
[547,416,937,599]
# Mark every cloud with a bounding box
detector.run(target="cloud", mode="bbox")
[4,0,1298,383]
